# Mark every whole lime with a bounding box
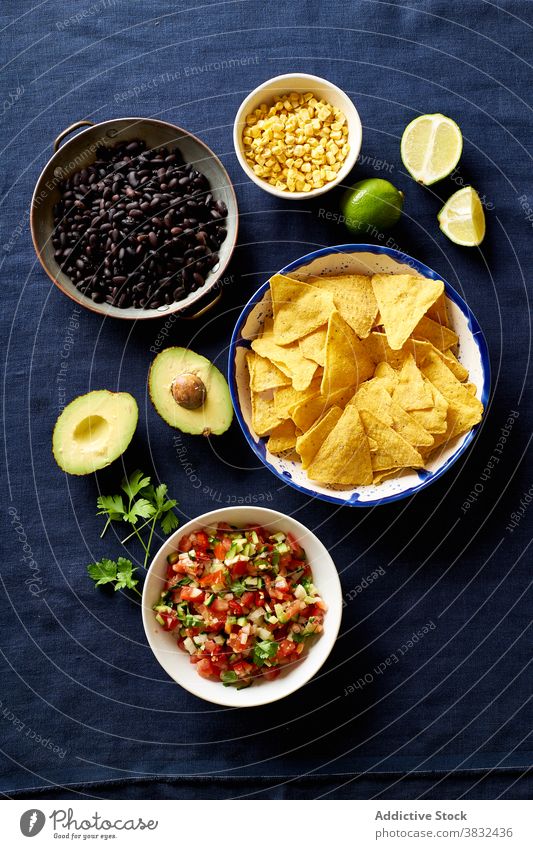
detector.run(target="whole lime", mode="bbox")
[340,178,404,234]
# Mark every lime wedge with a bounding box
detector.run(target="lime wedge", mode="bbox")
[438,187,486,246]
[401,113,462,185]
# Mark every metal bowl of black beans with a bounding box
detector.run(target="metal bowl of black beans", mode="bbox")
[31,117,238,319]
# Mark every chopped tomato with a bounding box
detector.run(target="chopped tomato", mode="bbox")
[159,613,178,631]
[230,560,248,578]
[233,661,254,678]
[180,586,205,603]
[198,568,225,588]
[287,532,305,560]
[241,591,256,608]
[263,668,281,681]
[213,537,231,560]
[196,658,217,679]
[228,600,244,615]
[171,560,188,575]
[178,534,194,552]
[193,531,209,552]
[278,638,295,657]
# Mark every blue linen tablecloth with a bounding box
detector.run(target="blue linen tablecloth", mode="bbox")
[1,0,532,799]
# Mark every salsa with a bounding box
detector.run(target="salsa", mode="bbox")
[153,523,327,687]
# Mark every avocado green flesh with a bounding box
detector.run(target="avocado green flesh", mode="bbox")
[149,347,233,436]
[52,390,138,475]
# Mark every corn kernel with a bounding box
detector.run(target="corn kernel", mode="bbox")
[242,91,349,192]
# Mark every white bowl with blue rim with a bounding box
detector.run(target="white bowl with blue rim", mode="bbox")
[229,244,490,507]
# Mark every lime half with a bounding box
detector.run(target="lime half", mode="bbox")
[340,178,404,234]
[401,113,462,185]
[438,186,486,246]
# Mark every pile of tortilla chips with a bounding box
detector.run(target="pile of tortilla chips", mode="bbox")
[245,272,484,487]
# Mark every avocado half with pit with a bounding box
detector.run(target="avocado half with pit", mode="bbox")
[52,390,138,475]
[149,347,233,436]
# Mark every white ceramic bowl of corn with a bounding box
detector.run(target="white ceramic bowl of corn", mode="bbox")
[233,73,363,199]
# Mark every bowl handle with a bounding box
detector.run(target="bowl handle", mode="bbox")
[53,120,95,152]
[179,287,223,321]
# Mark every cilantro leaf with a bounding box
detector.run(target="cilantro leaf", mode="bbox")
[96,494,125,520]
[87,557,140,595]
[160,509,179,535]
[152,483,168,510]
[124,498,156,524]
[252,640,279,667]
[221,670,239,686]
[114,558,139,592]
[87,558,118,586]
[121,469,151,501]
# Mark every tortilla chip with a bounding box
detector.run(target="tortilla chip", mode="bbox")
[407,382,449,435]
[420,350,483,438]
[389,400,434,449]
[413,315,459,351]
[321,310,375,396]
[252,325,318,391]
[267,420,299,455]
[374,361,398,393]
[246,351,291,392]
[274,379,321,420]
[464,382,477,395]
[353,378,433,449]
[393,354,434,411]
[307,405,373,486]
[291,385,353,432]
[270,274,334,345]
[371,274,444,350]
[298,325,328,366]
[295,406,343,469]
[359,409,424,471]
[426,291,449,326]
[437,349,469,382]
[309,274,378,338]
[251,391,282,436]
[352,379,394,426]
[361,331,434,370]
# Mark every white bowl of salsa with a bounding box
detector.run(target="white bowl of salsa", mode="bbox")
[142,506,342,707]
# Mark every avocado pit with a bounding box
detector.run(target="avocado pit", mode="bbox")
[171,373,207,411]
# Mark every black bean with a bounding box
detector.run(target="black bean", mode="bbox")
[52,138,228,309]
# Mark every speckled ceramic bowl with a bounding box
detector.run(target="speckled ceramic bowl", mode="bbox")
[229,244,490,507]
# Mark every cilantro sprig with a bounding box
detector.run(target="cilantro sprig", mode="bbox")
[87,557,141,596]
[97,469,179,569]
[88,470,179,599]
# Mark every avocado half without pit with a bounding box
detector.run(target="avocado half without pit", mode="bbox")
[149,347,233,436]
[52,390,138,475]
